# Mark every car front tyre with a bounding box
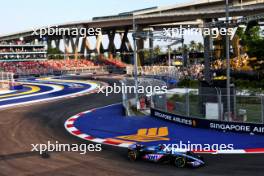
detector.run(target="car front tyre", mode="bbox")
[174,157,186,168]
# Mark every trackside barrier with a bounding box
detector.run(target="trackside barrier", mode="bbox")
[0,72,14,90]
[121,77,166,115]
[150,89,264,135]
[126,66,180,81]
[151,90,264,124]
[151,108,264,135]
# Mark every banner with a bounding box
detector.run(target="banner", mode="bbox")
[151,108,264,135]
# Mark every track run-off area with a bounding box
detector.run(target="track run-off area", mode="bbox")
[0,76,263,176]
[65,104,264,154]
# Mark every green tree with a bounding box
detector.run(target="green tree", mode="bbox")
[189,40,197,51]
[143,49,151,59]
[153,45,162,56]
[239,21,264,73]
[47,48,63,59]
[183,44,189,52]
[197,42,204,52]
[176,46,182,52]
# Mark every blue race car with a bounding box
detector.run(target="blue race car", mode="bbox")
[128,144,205,168]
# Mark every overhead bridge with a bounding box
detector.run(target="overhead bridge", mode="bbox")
[0,0,263,62]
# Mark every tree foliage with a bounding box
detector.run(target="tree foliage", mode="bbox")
[47,48,63,59]
[238,21,264,72]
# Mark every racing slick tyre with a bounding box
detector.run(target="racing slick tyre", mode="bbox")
[174,157,186,168]
[128,150,139,161]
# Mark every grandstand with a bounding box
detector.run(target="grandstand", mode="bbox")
[98,55,127,68]
[0,59,127,76]
[0,60,94,75]
[0,40,127,76]
[0,42,47,61]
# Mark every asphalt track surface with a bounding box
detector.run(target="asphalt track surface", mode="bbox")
[0,76,264,176]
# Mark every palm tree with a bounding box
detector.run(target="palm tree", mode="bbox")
[183,44,189,52]
[197,42,204,52]
[153,46,161,56]
[189,40,197,51]
[177,46,182,52]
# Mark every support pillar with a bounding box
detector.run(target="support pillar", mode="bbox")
[63,36,71,60]
[136,26,144,66]
[70,35,80,60]
[203,19,213,84]
[149,30,154,65]
[47,40,52,50]
[120,29,129,53]
[107,30,116,58]
[96,32,104,54]
[55,39,60,50]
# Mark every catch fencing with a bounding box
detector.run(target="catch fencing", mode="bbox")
[151,88,264,124]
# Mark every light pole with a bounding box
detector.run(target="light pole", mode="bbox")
[225,0,231,120]
[133,15,139,105]
[168,46,171,66]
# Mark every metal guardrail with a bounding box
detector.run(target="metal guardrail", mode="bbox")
[121,77,167,116]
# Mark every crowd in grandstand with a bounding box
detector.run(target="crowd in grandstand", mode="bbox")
[99,55,126,68]
[0,57,127,75]
[0,54,47,60]
[0,48,46,53]
[2,42,252,80]
[0,41,47,60]
[0,60,96,75]
[179,64,204,80]
[129,63,204,81]
[0,41,26,45]
[212,54,253,71]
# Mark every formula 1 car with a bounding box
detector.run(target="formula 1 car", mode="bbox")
[128,144,205,168]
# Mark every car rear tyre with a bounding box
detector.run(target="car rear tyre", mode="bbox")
[128,151,139,161]
[174,157,186,168]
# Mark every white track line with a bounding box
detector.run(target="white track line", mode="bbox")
[0,90,17,95]
[0,81,99,109]
[0,82,62,102]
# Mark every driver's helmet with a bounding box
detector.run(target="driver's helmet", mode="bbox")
[158,144,165,151]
